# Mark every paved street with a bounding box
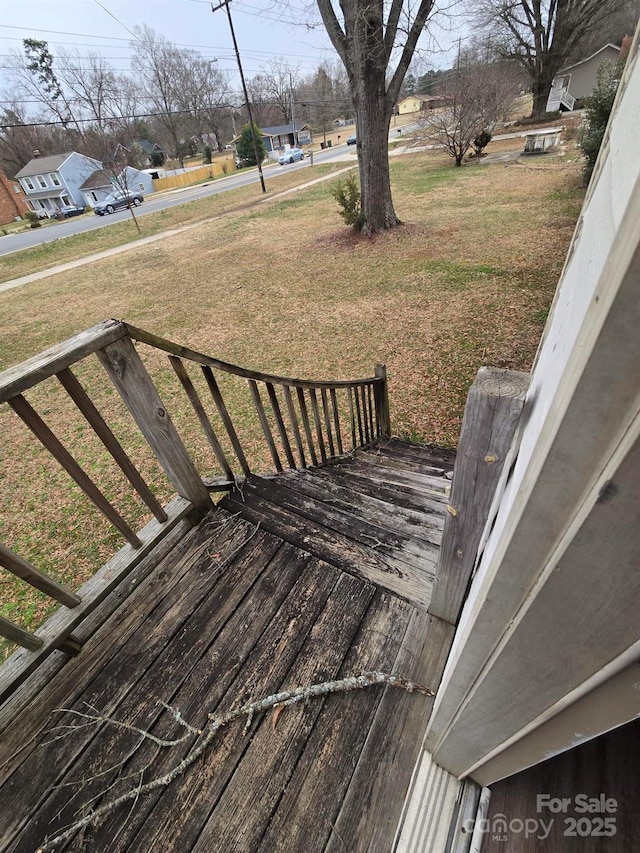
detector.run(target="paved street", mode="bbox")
[0,144,355,258]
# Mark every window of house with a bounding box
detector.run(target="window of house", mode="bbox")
[90,191,98,203]
[24,177,35,191]
[61,195,71,206]
[37,175,47,188]
[49,173,61,186]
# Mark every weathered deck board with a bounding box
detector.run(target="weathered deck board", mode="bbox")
[221,484,435,610]
[307,464,450,515]
[0,441,454,853]
[277,468,445,543]
[0,513,269,848]
[237,474,440,570]
[257,589,416,852]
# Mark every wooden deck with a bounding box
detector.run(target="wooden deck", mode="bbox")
[0,441,455,853]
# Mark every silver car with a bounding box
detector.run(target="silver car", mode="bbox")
[278,148,304,165]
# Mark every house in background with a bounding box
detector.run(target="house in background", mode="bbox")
[78,169,113,208]
[260,122,312,154]
[0,169,29,224]
[397,93,448,114]
[546,41,626,111]
[14,152,102,218]
[134,139,165,167]
[79,166,155,208]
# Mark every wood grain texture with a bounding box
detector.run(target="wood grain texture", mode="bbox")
[8,393,142,548]
[428,368,529,625]
[201,365,251,476]
[0,617,42,652]
[98,336,211,511]
[0,319,126,404]
[221,477,436,610]
[0,543,80,608]
[168,356,234,480]
[248,379,283,472]
[0,497,194,707]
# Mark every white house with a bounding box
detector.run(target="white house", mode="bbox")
[14,152,103,217]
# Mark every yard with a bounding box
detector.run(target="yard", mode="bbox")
[0,146,584,645]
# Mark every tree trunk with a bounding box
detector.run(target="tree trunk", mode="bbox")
[531,64,559,119]
[354,71,399,235]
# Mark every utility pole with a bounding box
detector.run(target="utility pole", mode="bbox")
[290,73,297,147]
[211,0,266,193]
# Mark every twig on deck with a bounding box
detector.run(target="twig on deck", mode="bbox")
[36,671,432,851]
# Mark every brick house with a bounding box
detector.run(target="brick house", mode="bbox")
[0,169,29,225]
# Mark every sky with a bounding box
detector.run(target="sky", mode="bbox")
[0,0,465,111]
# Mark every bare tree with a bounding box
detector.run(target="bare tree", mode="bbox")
[131,25,188,166]
[472,0,628,118]
[298,62,353,144]
[425,48,521,165]
[316,0,438,233]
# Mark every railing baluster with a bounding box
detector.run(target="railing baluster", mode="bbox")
[0,543,80,608]
[321,388,335,457]
[296,388,318,466]
[361,385,371,443]
[367,384,375,440]
[169,357,234,481]
[266,383,296,469]
[354,386,365,445]
[248,380,283,472]
[330,388,343,455]
[8,394,142,548]
[373,364,391,438]
[283,385,306,468]
[0,615,43,652]
[309,388,327,462]
[348,387,357,450]
[57,367,167,523]
[201,366,250,476]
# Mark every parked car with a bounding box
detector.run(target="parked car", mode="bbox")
[235,157,255,169]
[53,204,85,219]
[346,134,357,145]
[94,191,144,216]
[278,148,304,165]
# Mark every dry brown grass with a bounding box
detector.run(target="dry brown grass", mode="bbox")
[0,148,584,643]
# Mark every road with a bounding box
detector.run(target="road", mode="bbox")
[0,144,354,258]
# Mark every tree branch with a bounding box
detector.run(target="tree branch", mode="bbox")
[36,671,433,851]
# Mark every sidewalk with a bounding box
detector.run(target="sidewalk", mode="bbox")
[0,164,357,295]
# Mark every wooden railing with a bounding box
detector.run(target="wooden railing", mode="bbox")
[0,319,388,694]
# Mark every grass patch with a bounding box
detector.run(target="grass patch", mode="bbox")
[0,149,584,648]
[0,163,346,284]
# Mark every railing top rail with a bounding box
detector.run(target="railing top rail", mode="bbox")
[0,319,127,404]
[124,323,381,390]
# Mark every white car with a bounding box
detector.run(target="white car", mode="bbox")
[278,148,304,165]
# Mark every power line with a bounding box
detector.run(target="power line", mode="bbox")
[93,0,139,41]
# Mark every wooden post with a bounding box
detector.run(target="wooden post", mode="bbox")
[97,337,211,514]
[374,365,391,438]
[429,368,530,625]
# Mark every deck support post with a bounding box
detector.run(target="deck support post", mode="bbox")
[428,367,530,626]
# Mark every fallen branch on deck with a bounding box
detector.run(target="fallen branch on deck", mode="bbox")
[37,671,433,851]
